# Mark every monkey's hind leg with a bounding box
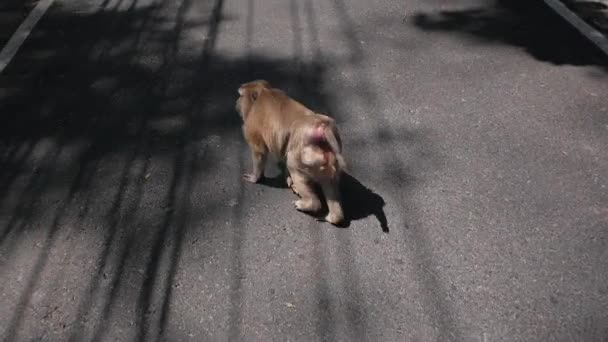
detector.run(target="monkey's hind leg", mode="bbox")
[289,171,321,213]
[321,179,344,225]
[286,175,296,194]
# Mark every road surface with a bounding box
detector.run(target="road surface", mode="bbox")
[0,0,607,341]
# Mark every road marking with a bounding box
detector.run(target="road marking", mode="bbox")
[0,0,55,73]
[543,0,608,57]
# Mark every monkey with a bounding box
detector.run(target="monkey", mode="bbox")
[235,80,346,225]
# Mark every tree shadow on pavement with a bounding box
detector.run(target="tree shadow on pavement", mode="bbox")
[561,0,608,35]
[412,0,608,70]
[0,0,334,341]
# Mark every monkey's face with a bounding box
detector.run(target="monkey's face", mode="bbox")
[235,81,270,121]
[235,95,242,117]
[235,88,247,120]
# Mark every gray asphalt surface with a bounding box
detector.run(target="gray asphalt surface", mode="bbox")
[1,0,607,341]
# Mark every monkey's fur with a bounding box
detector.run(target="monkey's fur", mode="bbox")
[235,80,346,225]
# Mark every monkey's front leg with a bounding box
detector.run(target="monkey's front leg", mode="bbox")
[243,146,267,183]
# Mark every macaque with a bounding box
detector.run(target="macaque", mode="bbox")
[235,80,346,225]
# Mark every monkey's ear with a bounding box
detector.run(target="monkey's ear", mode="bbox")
[250,91,258,101]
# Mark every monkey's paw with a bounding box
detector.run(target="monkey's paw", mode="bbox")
[295,199,317,212]
[294,199,307,211]
[243,173,260,183]
[325,212,344,226]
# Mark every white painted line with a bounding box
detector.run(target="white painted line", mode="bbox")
[543,0,608,56]
[0,0,55,73]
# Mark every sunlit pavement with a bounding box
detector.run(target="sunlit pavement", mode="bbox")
[0,0,607,340]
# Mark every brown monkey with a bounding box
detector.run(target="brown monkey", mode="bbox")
[235,80,346,225]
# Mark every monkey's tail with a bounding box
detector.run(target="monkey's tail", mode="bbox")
[321,124,347,171]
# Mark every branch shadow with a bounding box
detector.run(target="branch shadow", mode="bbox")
[412,0,608,70]
[561,0,608,35]
[0,0,335,341]
[330,0,461,338]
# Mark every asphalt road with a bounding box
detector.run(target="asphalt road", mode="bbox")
[1,0,607,341]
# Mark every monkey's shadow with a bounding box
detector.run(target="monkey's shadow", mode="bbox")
[262,170,389,233]
[340,172,389,233]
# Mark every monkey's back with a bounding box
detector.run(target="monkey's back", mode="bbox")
[245,88,315,158]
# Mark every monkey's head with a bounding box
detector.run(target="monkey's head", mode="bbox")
[235,80,271,120]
